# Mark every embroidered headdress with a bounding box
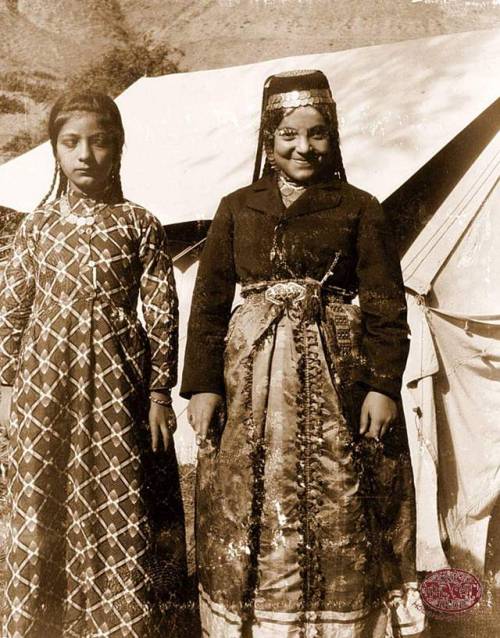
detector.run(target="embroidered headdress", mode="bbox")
[264,69,336,111]
[253,69,346,183]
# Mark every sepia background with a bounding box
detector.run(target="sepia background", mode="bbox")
[0,1,499,636]
[0,0,499,164]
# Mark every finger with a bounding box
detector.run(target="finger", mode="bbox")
[380,421,392,438]
[160,423,170,451]
[188,409,200,433]
[150,422,159,453]
[359,404,370,434]
[191,416,204,437]
[167,411,177,435]
[366,418,384,440]
[199,414,211,439]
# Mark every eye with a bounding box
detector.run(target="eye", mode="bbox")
[92,135,113,148]
[276,127,297,140]
[309,126,329,140]
[59,136,78,149]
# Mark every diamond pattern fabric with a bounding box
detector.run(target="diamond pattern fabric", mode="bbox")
[0,194,186,637]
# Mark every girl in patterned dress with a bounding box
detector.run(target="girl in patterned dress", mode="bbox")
[181,71,426,637]
[0,92,187,637]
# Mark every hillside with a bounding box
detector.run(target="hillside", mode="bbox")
[0,0,179,162]
[0,0,499,163]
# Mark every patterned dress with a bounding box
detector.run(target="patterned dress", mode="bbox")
[182,175,426,637]
[0,192,187,637]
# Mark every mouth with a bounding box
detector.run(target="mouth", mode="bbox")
[292,158,313,166]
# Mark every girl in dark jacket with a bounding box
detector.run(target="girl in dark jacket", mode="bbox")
[182,70,426,637]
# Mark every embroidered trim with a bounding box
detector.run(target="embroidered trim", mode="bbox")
[240,314,281,631]
[292,311,326,637]
[266,89,334,110]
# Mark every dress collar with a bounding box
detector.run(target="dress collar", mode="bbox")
[277,172,307,208]
[247,173,343,219]
[58,188,114,224]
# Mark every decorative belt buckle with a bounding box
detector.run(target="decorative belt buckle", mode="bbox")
[265,281,307,306]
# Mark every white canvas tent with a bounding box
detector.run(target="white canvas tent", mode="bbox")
[0,28,499,494]
[401,132,500,574]
[2,28,499,465]
[0,29,498,219]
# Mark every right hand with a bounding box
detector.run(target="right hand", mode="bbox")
[0,386,13,429]
[187,392,223,445]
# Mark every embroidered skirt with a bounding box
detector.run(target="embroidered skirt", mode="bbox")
[196,282,426,637]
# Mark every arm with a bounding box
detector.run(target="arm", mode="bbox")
[181,196,236,399]
[139,214,179,451]
[356,196,409,437]
[181,196,236,442]
[0,217,36,387]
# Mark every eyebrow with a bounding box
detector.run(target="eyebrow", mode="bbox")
[58,132,112,139]
[276,125,328,133]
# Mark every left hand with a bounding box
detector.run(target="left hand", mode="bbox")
[359,391,397,440]
[149,391,177,452]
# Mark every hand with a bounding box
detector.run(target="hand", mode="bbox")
[149,392,176,453]
[187,393,223,445]
[0,386,13,429]
[359,391,397,440]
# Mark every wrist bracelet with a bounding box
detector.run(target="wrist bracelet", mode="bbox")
[149,395,173,408]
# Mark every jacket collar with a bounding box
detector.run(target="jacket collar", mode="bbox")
[246,173,342,220]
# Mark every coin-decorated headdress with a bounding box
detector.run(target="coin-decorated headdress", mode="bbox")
[253,69,346,182]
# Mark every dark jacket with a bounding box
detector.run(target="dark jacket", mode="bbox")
[181,174,409,400]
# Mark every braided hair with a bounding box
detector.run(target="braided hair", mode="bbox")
[38,91,125,207]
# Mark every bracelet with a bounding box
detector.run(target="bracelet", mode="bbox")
[149,395,173,408]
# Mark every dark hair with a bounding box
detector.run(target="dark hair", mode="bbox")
[259,103,346,182]
[38,91,125,206]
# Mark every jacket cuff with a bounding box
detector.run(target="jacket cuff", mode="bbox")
[356,375,402,402]
[179,380,225,401]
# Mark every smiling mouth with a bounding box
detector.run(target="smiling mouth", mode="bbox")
[292,159,313,166]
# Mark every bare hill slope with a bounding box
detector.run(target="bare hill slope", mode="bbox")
[0,0,498,164]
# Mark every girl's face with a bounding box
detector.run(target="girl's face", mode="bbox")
[272,106,330,183]
[56,112,116,196]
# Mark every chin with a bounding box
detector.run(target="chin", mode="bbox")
[290,169,315,183]
[73,178,103,194]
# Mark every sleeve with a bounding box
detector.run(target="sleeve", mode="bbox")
[0,218,36,386]
[139,214,179,391]
[180,196,236,399]
[356,195,409,400]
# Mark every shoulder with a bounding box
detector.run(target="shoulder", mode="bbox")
[221,175,272,208]
[338,181,379,207]
[119,199,164,233]
[117,199,154,220]
[21,201,60,233]
[224,180,259,201]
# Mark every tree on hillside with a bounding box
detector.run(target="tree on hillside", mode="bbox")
[6,0,18,14]
[68,37,180,97]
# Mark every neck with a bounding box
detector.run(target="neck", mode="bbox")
[277,171,309,188]
[67,182,114,203]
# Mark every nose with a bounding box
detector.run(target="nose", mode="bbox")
[295,134,311,154]
[78,140,91,162]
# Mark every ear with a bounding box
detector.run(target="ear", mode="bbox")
[112,158,121,177]
[264,148,276,171]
